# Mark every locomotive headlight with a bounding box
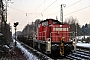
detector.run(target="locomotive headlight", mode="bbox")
[46,38,51,54]
[48,41,50,43]
[71,40,73,42]
[73,38,76,52]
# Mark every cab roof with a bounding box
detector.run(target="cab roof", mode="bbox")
[40,19,61,23]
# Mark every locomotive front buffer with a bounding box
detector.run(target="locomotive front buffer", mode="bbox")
[46,38,51,54]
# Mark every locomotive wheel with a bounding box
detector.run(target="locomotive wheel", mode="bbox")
[64,45,70,56]
[38,43,42,51]
[41,44,46,53]
[33,42,38,50]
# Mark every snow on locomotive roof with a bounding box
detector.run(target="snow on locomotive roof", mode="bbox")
[40,19,60,23]
[39,19,69,25]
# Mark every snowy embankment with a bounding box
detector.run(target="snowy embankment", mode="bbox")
[76,36,90,40]
[76,36,90,49]
[13,39,38,60]
[76,43,90,49]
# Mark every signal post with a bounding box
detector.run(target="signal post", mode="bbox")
[14,22,19,46]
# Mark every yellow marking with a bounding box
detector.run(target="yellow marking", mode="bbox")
[60,37,64,55]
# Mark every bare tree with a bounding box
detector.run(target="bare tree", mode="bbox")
[65,16,81,36]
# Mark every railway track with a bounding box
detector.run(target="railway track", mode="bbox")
[18,41,90,60]
[18,41,52,60]
[66,49,90,60]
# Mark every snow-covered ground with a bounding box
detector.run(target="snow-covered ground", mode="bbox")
[17,42,38,60]
[76,36,90,49]
[76,35,90,40]
[77,43,90,49]
[13,39,38,60]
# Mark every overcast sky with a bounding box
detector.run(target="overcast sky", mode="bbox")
[5,0,90,33]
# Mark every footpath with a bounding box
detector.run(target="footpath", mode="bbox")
[0,43,27,60]
[6,47,27,60]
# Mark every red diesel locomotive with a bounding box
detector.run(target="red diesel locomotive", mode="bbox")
[33,19,75,56]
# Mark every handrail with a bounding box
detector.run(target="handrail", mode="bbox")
[38,31,47,40]
[38,31,74,41]
[50,31,74,42]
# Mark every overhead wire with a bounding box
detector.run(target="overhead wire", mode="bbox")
[8,6,42,17]
[33,0,57,20]
[31,0,46,13]
[41,0,57,13]
[65,0,82,8]
[8,0,87,19]
[8,6,26,13]
[10,0,46,16]
[42,0,82,13]
[26,0,46,17]
[40,0,82,18]
[64,5,90,16]
[8,0,82,17]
